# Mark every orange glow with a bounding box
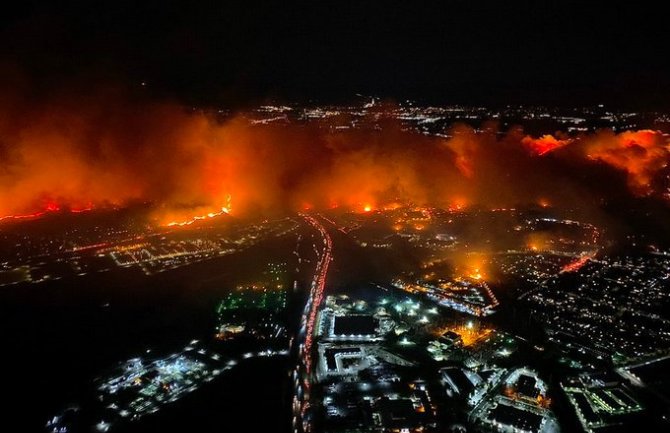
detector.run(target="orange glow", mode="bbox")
[525,232,552,252]
[0,202,93,223]
[70,204,94,213]
[435,323,493,347]
[453,254,489,281]
[522,134,571,156]
[382,202,402,211]
[561,254,593,273]
[449,197,468,212]
[470,268,483,280]
[1,89,668,221]
[161,194,232,227]
[0,209,52,223]
[584,129,669,196]
[45,202,60,212]
[164,205,231,227]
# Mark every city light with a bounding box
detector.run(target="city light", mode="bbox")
[4,99,669,433]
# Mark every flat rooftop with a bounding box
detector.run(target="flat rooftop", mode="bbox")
[333,315,377,336]
[324,347,361,370]
[442,368,475,396]
[517,375,539,399]
[377,398,418,428]
[488,403,543,433]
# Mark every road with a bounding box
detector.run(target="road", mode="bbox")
[292,214,333,433]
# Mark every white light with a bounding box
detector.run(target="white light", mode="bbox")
[96,421,111,432]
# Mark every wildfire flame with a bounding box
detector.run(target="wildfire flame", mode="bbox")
[164,195,232,227]
[165,206,231,227]
[0,201,93,223]
[561,253,595,273]
[522,134,571,156]
[0,91,668,223]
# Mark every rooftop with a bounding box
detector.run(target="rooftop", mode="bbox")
[488,403,543,433]
[333,315,377,336]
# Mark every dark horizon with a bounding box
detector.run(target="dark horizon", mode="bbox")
[2,1,669,110]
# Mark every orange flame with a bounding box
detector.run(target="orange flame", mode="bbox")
[522,134,571,156]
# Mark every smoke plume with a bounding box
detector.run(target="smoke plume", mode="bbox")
[0,89,668,225]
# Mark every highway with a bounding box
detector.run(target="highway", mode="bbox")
[292,214,333,433]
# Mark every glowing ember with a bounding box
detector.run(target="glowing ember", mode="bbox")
[470,268,483,280]
[70,204,94,213]
[456,255,489,281]
[0,203,93,224]
[0,210,52,223]
[561,254,594,273]
[165,206,231,227]
[523,134,571,156]
[45,202,60,212]
[449,198,468,211]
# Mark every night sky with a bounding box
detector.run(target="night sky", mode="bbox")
[1,0,668,108]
